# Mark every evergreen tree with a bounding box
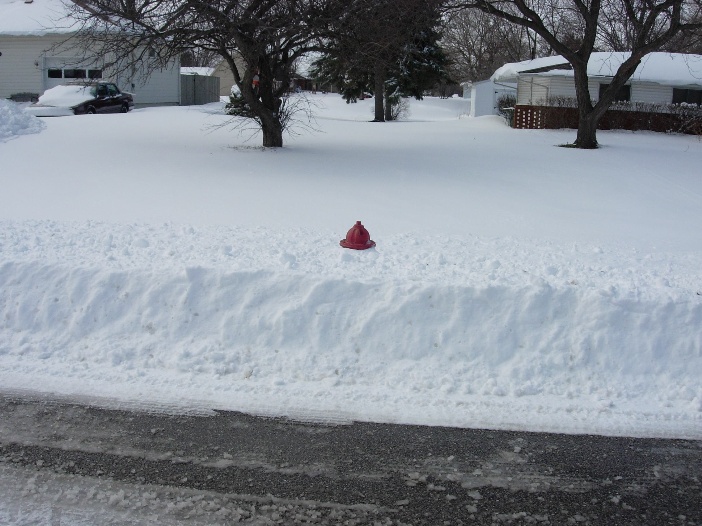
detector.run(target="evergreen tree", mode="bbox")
[313,0,449,121]
[391,24,451,97]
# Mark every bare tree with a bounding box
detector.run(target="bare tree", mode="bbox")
[67,0,341,147]
[180,49,220,68]
[599,0,702,52]
[655,4,702,52]
[664,23,702,52]
[442,9,537,82]
[446,0,702,148]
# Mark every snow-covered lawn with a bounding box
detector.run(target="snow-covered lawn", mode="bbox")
[0,94,700,438]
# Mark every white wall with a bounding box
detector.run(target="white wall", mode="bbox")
[470,80,516,117]
[0,35,62,99]
[516,76,550,105]
[544,77,601,102]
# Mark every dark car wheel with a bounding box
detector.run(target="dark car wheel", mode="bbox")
[120,103,129,113]
[86,107,96,114]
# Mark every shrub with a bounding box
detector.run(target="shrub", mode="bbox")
[387,96,411,121]
[497,94,516,126]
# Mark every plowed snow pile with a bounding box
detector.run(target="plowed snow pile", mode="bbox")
[0,99,44,142]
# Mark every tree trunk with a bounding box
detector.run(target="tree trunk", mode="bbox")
[574,112,599,149]
[373,61,386,122]
[256,66,284,147]
[384,90,393,121]
[258,95,284,147]
[573,56,642,149]
[571,62,600,149]
[261,118,284,147]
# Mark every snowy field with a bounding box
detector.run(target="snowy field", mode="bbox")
[0,94,700,439]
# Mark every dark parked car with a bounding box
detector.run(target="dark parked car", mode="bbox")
[25,82,134,117]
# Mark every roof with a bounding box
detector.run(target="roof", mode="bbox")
[491,52,702,88]
[0,0,79,36]
[181,67,216,76]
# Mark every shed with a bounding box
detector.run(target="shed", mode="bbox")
[469,79,517,117]
[180,67,220,105]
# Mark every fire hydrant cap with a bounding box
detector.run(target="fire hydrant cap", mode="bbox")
[340,221,376,250]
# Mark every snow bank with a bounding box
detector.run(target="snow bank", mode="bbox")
[1,220,700,438]
[0,99,45,142]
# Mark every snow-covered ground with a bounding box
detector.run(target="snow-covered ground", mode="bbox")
[0,94,700,439]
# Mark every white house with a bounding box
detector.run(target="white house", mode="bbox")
[0,0,180,106]
[491,52,702,107]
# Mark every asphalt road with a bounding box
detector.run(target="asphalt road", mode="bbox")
[0,393,700,525]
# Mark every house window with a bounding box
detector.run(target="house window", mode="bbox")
[672,88,702,106]
[599,83,630,102]
[63,69,86,79]
[46,68,103,80]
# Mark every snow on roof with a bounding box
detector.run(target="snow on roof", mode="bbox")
[0,0,79,36]
[491,55,570,82]
[181,67,216,76]
[491,52,702,88]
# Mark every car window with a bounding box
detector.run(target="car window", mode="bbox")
[107,84,119,96]
[90,86,99,97]
[96,85,108,97]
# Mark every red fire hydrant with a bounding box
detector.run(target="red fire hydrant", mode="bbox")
[340,221,376,250]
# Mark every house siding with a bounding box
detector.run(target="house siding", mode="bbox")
[588,79,601,101]
[517,76,550,105]
[545,77,574,99]
[516,75,677,106]
[519,76,602,103]
[631,82,672,104]
[538,76,600,100]
[0,35,64,99]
